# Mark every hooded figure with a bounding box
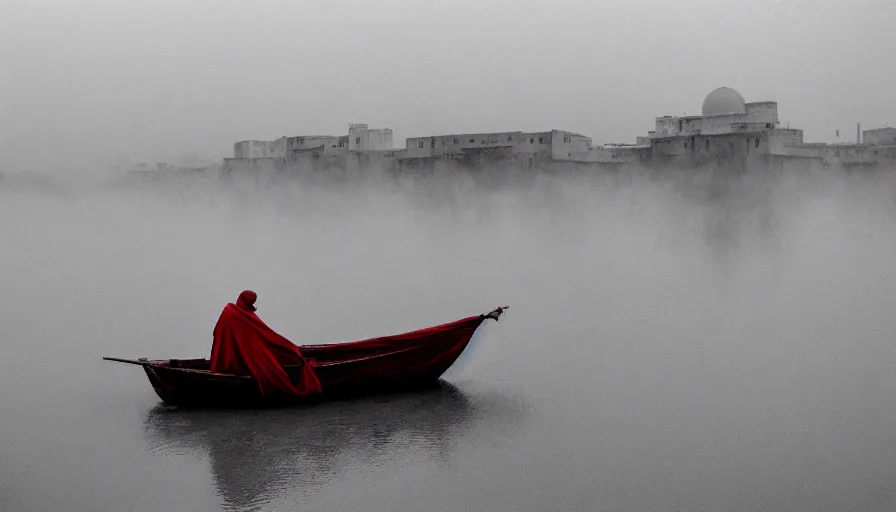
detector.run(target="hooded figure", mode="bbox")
[210,290,322,397]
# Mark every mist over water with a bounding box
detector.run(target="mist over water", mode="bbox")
[3,168,896,511]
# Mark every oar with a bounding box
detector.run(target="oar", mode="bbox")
[102,357,150,366]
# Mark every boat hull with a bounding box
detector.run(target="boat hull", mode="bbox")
[134,312,498,408]
[141,346,466,408]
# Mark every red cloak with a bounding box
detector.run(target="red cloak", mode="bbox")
[210,292,321,397]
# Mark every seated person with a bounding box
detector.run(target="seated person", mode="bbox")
[210,290,321,396]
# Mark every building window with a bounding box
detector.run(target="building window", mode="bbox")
[430,139,435,148]
[469,138,474,143]
[530,138,534,144]
[418,141,424,148]
[508,135,513,142]
[454,138,459,144]
[538,137,544,144]
[755,138,760,148]
[355,137,361,146]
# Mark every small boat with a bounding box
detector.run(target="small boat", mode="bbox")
[104,306,507,408]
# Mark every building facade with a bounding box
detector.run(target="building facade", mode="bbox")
[863,127,896,146]
[395,129,648,172]
[225,124,399,173]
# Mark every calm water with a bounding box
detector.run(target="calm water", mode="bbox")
[3,170,896,511]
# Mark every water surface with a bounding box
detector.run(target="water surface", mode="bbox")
[3,170,896,511]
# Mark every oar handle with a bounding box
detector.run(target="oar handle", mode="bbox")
[102,357,150,366]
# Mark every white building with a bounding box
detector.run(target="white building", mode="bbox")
[348,124,393,151]
[231,124,393,160]
[398,129,645,169]
[651,87,779,139]
[645,87,896,171]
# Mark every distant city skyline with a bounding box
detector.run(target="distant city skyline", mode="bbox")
[4,0,894,173]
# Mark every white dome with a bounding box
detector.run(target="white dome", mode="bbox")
[702,87,746,117]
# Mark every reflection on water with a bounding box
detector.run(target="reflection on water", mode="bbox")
[142,382,526,511]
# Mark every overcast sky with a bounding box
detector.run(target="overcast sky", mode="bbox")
[3,0,894,172]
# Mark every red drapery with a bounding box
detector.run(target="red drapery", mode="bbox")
[311,315,486,385]
[210,301,321,397]
[303,315,485,362]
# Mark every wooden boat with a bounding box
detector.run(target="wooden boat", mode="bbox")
[104,306,507,408]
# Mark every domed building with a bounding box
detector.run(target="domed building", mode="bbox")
[642,87,829,172]
[701,87,747,117]
[635,87,895,171]
[651,87,779,139]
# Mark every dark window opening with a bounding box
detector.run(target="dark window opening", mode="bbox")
[469,138,475,143]
[530,138,534,144]
[508,135,513,142]
[355,137,361,146]
[538,137,544,144]
[453,138,459,144]
[755,138,760,148]
[418,141,424,148]
[431,139,435,148]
